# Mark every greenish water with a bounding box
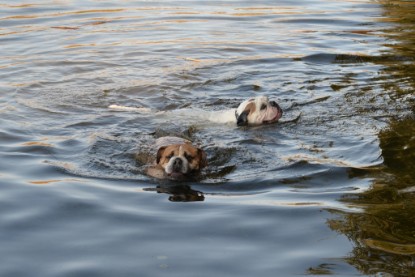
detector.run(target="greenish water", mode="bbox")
[332,1,415,275]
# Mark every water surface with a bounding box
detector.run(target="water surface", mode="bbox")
[1,0,414,276]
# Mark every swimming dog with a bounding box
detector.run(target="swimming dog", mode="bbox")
[145,137,207,180]
[233,96,283,126]
[109,95,283,126]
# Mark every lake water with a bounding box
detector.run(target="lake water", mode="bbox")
[1,0,415,276]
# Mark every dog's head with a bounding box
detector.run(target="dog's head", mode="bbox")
[235,96,283,126]
[156,143,207,179]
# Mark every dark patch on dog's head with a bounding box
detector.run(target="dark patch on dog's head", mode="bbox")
[196,148,208,169]
[236,101,256,126]
[156,146,167,164]
[236,110,249,126]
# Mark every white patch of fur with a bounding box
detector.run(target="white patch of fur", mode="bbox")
[164,156,189,175]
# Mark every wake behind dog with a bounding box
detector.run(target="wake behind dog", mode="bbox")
[109,95,283,126]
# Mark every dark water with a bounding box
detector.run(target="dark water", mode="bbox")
[1,0,415,276]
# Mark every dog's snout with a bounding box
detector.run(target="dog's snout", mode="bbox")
[271,101,282,113]
[173,158,182,166]
[172,158,183,172]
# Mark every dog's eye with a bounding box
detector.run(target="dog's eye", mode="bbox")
[260,104,267,110]
[184,153,193,162]
[166,152,174,160]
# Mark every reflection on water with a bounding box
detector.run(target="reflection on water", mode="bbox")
[330,117,415,276]
[326,1,415,275]
[143,185,205,202]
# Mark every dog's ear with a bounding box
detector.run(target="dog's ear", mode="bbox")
[197,148,208,168]
[236,102,255,126]
[156,146,167,164]
[236,110,249,126]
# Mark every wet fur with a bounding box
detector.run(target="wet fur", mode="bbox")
[145,137,207,180]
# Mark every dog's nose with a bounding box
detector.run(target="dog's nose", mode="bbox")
[271,101,282,112]
[173,158,183,172]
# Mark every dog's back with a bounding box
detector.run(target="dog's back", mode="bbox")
[154,136,191,150]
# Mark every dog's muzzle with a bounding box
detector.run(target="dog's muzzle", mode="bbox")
[271,101,283,115]
[172,158,183,172]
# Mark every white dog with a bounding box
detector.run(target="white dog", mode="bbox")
[109,95,282,126]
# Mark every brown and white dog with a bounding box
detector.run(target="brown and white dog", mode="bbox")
[110,95,283,126]
[145,137,207,180]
